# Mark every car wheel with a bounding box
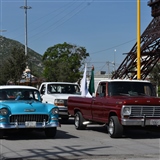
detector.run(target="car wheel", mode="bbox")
[108,116,123,138]
[74,111,86,130]
[45,127,57,138]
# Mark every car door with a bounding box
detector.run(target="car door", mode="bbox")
[91,82,108,123]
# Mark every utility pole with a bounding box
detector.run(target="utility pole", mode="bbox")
[106,61,111,78]
[20,0,31,86]
[20,0,31,56]
[113,49,116,71]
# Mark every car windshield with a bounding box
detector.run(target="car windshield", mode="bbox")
[108,81,156,96]
[47,84,80,95]
[0,89,41,101]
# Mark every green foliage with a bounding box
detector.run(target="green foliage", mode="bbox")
[42,42,89,82]
[149,63,160,96]
[149,63,160,83]
[0,36,44,79]
[2,48,27,84]
[158,86,160,96]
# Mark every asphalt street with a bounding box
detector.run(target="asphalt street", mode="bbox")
[0,118,160,160]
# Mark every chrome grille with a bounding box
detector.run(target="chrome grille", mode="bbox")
[131,106,160,117]
[10,114,49,124]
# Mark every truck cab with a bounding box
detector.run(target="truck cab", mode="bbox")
[96,79,156,97]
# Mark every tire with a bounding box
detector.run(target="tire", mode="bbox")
[45,127,57,138]
[74,112,86,130]
[108,116,123,138]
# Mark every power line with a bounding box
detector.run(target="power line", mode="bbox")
[29,1,93,42]
[27,1,77,37]
[90,38,136,55]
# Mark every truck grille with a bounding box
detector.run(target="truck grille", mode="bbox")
[9,114,49,124]
[131,106,160,117]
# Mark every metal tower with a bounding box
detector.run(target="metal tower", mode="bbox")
[112,0,160,80]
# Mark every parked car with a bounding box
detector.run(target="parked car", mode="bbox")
[0,85,60,138]
[39,82,80,121]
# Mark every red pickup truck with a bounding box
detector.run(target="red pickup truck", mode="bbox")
[68,79,160,138]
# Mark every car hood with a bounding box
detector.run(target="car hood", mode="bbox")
[111,96,160,105]
[48,94,81,99]
[0,100,54,114]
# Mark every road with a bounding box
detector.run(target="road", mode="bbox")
[0,118,160,160]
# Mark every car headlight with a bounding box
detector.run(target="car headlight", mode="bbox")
[122,106,131,115]
[54,99,64,106]
[51,108,59,114]
[0,108,8,115]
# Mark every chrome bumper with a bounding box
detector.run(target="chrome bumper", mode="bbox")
[58,106,68,116]
[0,121,60,129]
[121,118,160,126]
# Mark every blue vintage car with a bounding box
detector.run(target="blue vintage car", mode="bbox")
[0,85,59,138]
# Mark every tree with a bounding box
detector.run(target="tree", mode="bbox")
[3,48,27,84]
[149,63,160,96]
[42,42,89,82]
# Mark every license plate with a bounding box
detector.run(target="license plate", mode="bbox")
[25,121,36,128]
[150,119,160,126]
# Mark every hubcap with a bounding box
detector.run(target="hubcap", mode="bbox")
[75,114,79,127]
[109,119,114,135]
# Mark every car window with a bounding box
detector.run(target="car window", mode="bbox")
[108,82,155,96]
[0,89,41,101]
[47,84,80,94]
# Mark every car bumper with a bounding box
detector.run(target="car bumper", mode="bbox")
[121,118,160,126]
[0,121,60,129]
[58,106,68,116]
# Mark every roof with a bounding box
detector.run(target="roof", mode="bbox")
[98,79,151,83]
[42,82,79,85]
[0,85,38,90]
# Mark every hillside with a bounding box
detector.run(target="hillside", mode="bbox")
[0,36,44,76]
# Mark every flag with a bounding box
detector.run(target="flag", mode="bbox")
[80,64,91,97]
[88,66,95,96]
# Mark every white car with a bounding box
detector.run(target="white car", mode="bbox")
[39,82,80,121]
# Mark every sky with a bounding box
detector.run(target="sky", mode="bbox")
[0,0,152,74]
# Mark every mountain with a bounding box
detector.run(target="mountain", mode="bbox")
[0,36,44,76]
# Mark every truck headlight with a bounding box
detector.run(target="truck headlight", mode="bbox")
[0,108,8,115]
[51,108,59,114]
[54,99,64,106]
[122,106,131,115]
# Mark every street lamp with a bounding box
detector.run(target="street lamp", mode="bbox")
[0,30,7,33]
[20,0,31,56]
[20,0,32,86]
